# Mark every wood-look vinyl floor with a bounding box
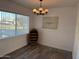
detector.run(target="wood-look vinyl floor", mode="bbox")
[6,44,72,59]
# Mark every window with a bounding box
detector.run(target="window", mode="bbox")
[0,11,29,39]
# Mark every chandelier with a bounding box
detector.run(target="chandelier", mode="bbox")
[32,0,48,15]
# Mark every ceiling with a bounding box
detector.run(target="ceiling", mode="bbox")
[11,0,79,9]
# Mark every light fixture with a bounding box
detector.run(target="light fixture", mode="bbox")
[32,0,48,15]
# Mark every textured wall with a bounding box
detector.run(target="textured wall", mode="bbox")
[34,7,76,51]
[73,3,79,59]
[0,0,34,56]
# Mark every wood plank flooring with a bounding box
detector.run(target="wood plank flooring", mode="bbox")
[5,44,72,59]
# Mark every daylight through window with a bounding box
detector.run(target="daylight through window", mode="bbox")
[0,11,29,39]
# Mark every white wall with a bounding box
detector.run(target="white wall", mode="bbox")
[0,0,34,56]
[0,35,27,57]
[0,0,31,15]
[34,7,76,51]
[73,3,79,59]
